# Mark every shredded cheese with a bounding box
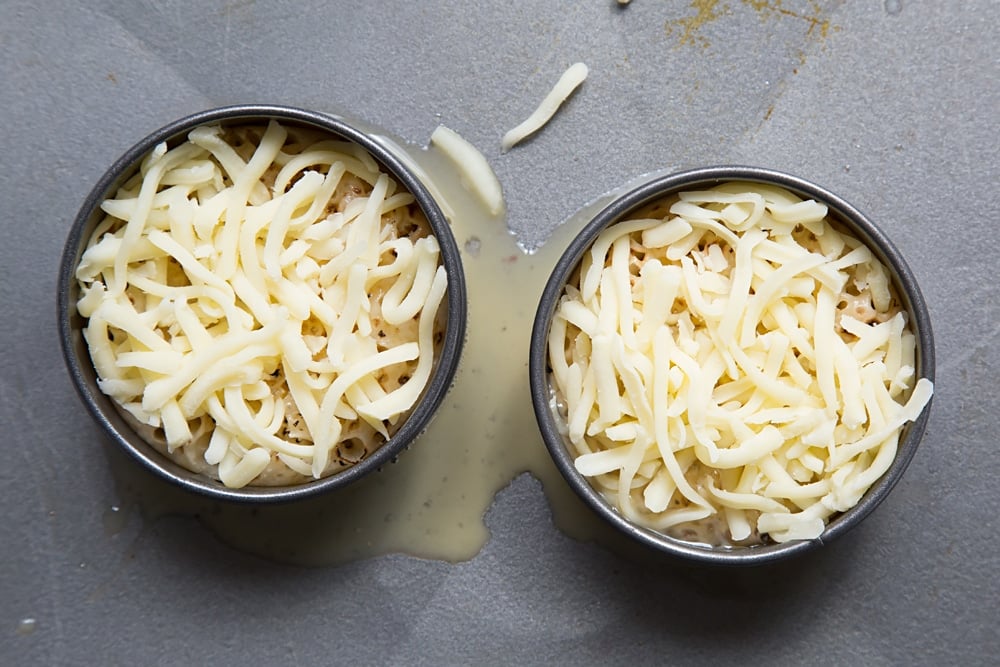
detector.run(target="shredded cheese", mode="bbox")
[430,125,505,215]
[501,62,589,153]
[548,182,933,545]
[76,121,448,488]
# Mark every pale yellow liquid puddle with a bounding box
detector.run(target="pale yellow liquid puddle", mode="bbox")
[106,133,636,566]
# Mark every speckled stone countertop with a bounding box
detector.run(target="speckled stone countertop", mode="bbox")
[2,1,997,664]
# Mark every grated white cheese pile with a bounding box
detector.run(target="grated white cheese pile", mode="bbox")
[548,182,932,544]
[76,121,447,488]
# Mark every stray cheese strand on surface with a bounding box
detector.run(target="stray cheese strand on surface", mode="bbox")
[430,125,505,215]
[548,183,933,544]
[501,62,588,152]
[76,122,446,488]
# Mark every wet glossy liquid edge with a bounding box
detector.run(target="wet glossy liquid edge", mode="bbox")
[101,128,663,566]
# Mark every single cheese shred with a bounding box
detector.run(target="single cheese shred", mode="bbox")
[501,62,589,153]
[548,182,933,545]
[76,121,448,488]
[430,125,505,215]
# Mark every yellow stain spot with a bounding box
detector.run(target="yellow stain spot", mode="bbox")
[742,0,834,38]
[665,0,838,49]
[665,0,731,49]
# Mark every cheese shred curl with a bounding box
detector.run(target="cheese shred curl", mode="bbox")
[501,62,588,152]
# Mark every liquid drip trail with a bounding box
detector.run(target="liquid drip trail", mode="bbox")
[106,134,630,566]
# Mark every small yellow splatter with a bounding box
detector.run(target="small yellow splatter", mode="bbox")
[665,0,731,49]
[664,0,838,49]
[741,0,834,39]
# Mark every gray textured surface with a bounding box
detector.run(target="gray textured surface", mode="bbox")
[2,1,998,665]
